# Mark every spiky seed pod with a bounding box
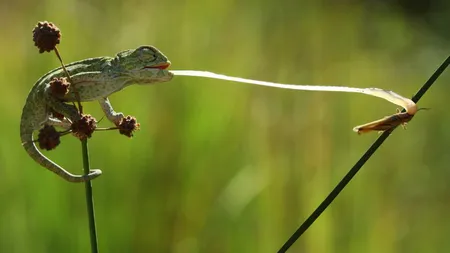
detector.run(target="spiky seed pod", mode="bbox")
[38,125,61,150]
[71,114,97,140]
[117,115,140,137]
[32,21,61,53]
[49,77,70,98]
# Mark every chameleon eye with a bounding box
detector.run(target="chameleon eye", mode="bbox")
[137,46,156,61]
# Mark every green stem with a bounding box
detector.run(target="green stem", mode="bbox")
[81,139,99,253]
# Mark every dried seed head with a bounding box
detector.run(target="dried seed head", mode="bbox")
[38,125,61,150]
[118,115,140,137]
[32,21,61,53]
[49,77,70,98]
[71,114,97,140]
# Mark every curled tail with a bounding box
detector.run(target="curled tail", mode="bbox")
[20,128,102,183]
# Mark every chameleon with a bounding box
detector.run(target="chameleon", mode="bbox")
[20,45,173,183]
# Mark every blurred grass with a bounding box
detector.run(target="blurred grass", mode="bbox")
[1,0,450,252]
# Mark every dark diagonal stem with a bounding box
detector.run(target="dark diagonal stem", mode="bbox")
[278,55,450,253]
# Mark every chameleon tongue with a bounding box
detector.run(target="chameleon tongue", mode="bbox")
[145,63,170,70]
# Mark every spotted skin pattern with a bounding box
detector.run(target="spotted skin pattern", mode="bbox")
[20,46,173,182]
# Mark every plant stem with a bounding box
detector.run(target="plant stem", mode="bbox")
[277,55,450,253]
[81,139,99,253]
[54,47,83,114]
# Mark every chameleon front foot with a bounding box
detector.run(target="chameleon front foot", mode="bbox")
[98,97,125,126]
[111,112,125,126]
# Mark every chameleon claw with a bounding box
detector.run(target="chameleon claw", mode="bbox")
[113,113,125,126]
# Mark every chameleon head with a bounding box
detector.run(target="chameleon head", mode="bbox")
[113,45,173,84]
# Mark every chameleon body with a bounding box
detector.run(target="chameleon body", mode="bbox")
[20,46,173,182]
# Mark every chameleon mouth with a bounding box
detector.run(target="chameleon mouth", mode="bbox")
[144,62,171,70]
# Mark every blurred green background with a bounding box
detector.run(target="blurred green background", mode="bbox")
[1,0,450,252]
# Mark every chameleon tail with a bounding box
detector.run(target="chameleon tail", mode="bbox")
[20,131,102,183]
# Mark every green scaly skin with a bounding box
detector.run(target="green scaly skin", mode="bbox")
[20,46,173,182]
